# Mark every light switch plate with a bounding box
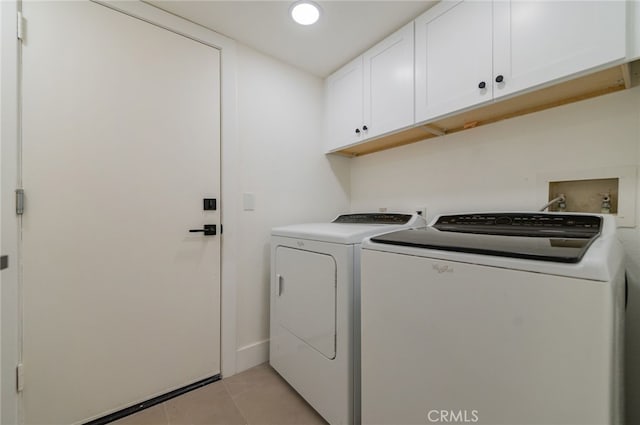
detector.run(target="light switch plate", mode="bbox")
[243,193,255,211]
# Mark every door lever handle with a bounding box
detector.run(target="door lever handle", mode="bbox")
[189,224,217,236]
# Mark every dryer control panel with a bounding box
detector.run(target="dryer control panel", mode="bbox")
[333,213,413,224]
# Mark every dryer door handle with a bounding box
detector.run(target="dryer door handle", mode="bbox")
[277,274,284,296]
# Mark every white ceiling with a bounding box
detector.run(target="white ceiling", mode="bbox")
[146,1,437,77]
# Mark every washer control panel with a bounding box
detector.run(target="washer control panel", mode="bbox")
[434,213,602,237]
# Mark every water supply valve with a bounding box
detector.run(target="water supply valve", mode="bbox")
[600,193,611,214]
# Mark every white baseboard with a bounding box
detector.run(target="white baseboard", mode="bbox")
[236,339,270,373]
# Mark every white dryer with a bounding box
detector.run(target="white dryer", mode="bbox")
[270,213,426,425]
[360,212,625,425]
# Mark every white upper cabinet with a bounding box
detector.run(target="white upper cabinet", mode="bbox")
[416,0,627,123]
[363,22,415,141]
[630,0,640,61]
[326,57,364,152]
[415,1,494,122]
[493,1,626,99]
[326,22,414,152]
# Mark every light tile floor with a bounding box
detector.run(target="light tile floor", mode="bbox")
[111,363,328,425]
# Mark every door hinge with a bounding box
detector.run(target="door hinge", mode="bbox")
[16,363,24,392]
[17,12,24,41]
[16,188,24,215]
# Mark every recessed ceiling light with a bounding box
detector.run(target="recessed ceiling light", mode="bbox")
[290,1,321,26]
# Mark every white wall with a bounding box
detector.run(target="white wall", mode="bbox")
[351,87,640,215]
[1,2,19,423]
[234,44,350,371]
[620,86,640,424]
[0,2,3,421]
[350,85,640,423]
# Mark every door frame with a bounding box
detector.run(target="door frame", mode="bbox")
[1,1,240,423]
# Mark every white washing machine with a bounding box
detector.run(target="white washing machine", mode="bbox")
[270,213,426,425]
[361,212,625,425]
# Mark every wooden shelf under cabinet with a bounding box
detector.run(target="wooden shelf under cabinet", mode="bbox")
[332,64,632,157]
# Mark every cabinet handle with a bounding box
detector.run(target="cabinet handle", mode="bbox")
[362,125,368,131]
[495,75,504,83]
[478,81,486,89]
[355,128,361,135]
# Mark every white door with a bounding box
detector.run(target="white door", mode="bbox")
[493,0,626,99]
[21,2,221,424]
[363,22,414,140]
[415,0,493,122]
[325,57,363,152]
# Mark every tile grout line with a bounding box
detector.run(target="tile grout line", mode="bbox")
[161,402,170,425]
[224,382,252,400]
[222,379,250,425]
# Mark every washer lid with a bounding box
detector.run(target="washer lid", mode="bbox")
[363,213,621,281]
[272,213,426,244]
[370,227,598,263]
[369,212,603,263]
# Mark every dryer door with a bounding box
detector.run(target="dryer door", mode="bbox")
[275,247,336,359]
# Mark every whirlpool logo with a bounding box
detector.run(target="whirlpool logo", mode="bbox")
[432,263,454,274]
[427,410,479,423]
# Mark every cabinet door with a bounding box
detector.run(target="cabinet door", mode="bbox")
[363,22,414,139]
[415,1,493,123]
[631,0,640,61]
[325,57,363,152]
[493,1,626,99]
